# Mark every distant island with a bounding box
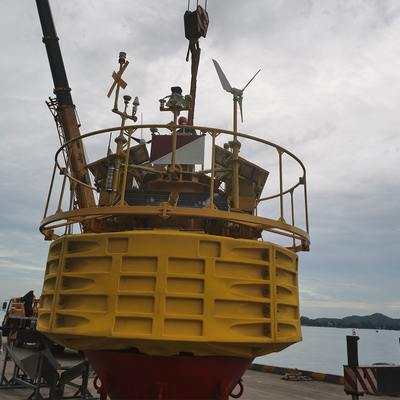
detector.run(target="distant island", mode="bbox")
[301,313,400,331]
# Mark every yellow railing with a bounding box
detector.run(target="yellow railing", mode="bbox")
[41,124,310,250]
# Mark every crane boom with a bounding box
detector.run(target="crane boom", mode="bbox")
[36,0,96,210]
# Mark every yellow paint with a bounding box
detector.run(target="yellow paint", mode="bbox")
[311,372,327,381]
[38,230,301,358]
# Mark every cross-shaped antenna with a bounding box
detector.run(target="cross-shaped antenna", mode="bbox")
[107,52,130,98]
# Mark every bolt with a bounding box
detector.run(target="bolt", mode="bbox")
[61,279,68,288]
[264,326,270,336]
[262,269,269,279]
[56,318,62,326]
[67,244,74,253]
[262,251,269,262]
[263,287,270,298]
[58,299,65,307]
[64,262,71,270]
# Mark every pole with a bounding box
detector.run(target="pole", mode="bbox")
[279,149,284,221]
[170,111,178,171]
[188,48,201,125]
[209,132,216,208]
[231,98,240,210]
[346,335,360,400]
[346,335,359,367]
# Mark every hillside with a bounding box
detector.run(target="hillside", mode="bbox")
[300,313,400,330]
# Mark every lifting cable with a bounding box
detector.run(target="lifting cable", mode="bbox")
[187,0,207,11]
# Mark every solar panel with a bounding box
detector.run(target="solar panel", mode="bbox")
[112,190,171,207]
[176,192,229,211]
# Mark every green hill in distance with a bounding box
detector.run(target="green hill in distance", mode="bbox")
[300,313,400,331]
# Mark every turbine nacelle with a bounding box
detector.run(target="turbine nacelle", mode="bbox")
[231,88,244,98]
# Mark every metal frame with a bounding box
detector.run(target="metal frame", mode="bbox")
[41,123,310,251]
[0,345,94,399]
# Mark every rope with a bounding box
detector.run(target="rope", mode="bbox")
[281,372,313,381]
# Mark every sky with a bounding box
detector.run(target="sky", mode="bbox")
[0,0,399,320]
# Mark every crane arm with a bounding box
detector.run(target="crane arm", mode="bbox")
[36,0,96,209]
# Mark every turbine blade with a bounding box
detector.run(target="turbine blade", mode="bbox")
[238,97,244,122]
[242,69,261,91]
[212,59,232,93]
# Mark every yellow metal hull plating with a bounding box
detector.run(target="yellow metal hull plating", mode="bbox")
[38,230,301,358]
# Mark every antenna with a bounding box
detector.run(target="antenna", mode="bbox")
[141,112,143,140]
[212,59,260,123]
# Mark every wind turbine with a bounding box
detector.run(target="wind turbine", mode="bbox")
[212,59,260,131]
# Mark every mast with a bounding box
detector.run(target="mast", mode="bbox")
[188,49,201,126]
[36,0,96,210]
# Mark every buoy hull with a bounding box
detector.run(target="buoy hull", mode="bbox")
[85,350,253,400]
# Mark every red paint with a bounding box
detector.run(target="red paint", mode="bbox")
[85,351,253,400]
[149,134,203,162]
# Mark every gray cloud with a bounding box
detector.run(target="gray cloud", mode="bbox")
[1,0,399,318]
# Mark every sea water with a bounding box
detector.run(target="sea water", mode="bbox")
[256,326,400,376]
[1,308,398,376]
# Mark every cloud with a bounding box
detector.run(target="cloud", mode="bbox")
[0,0,399,320]
[387,303,400,311]
[301,300,373,312]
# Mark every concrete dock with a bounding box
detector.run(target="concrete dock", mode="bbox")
[0,345,396,399]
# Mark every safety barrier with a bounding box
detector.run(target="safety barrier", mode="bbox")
[41,123,310,251]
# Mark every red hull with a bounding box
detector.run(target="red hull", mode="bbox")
[85,350,253,400]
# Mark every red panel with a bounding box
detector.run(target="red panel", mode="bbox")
[150,134,203,162]
[86,350,253,400]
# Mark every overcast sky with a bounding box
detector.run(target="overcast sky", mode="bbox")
[0,1,399,320]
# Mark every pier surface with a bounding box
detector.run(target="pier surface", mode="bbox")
[1,346,396,399]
